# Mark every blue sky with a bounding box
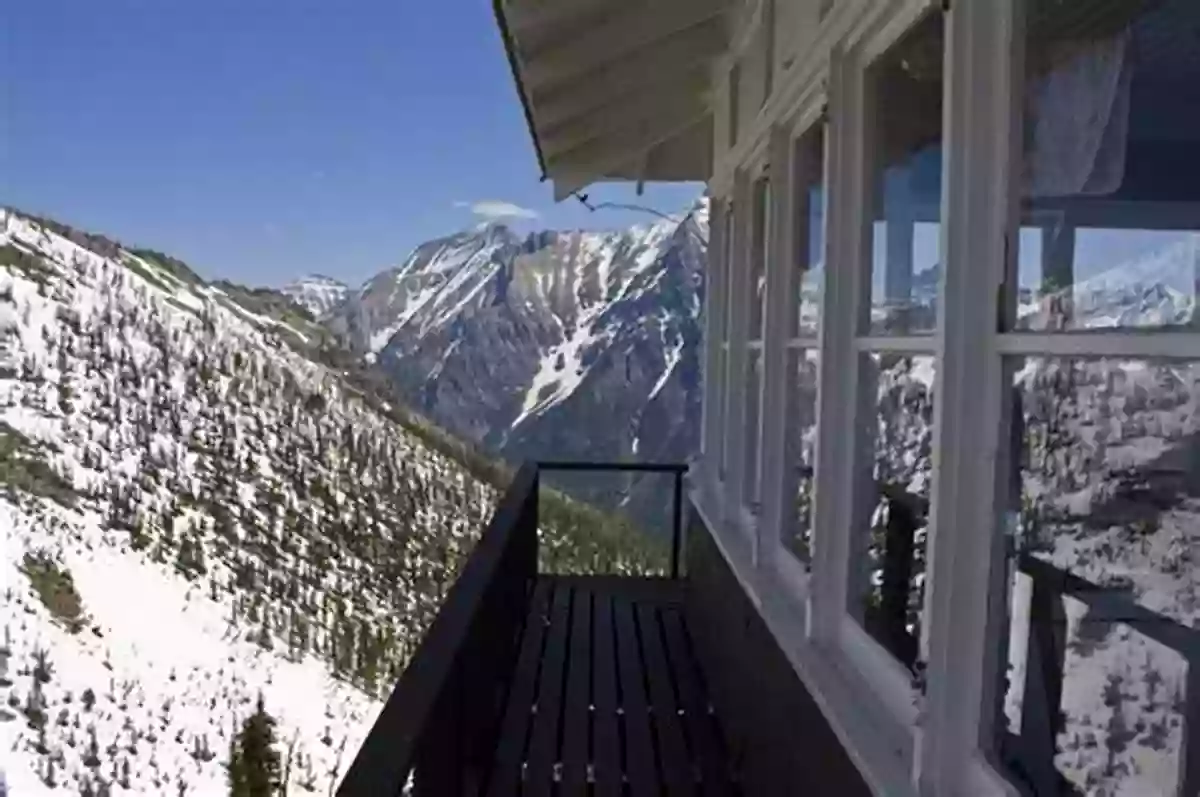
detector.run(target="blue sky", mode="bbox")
[2,0,702,287]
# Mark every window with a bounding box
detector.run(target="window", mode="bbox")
[729,62,742,149]
[717,204,735,481]
[763,0,775,106]
[782,126,825,563]
[796,132,825,338]
[867,16,943,336]
[707,202,733,482]
[1009,0,1200,336]
[997,3,1200,793]
[750,177,769,341]
[846,12,944,669]
[743,176,770,510]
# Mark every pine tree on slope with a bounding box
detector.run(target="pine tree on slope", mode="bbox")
[227,693,282,797]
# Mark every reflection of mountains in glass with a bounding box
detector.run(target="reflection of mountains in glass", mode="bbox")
[1019,235,1199,329]
[874,351,1199,791]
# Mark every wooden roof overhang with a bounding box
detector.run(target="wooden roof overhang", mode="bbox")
[493,0,733,200]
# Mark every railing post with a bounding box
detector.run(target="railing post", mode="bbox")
[1181,643,1200,796]
[1019,562,1067,797]
[877,489,918,668]
[671,470,684,579]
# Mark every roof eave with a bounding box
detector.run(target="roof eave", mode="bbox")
[493,0,549,182]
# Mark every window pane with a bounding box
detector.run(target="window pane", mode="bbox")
[867,14,943,336]
[716,346,728,480]
[742,348,763,508]
[729,62,741,148]
[722,205,735,344]
[715,348,724,482]
[1000,356,1198,795]
[783,348,819,562]
[763,0,775,104]
[1013,1,1200,332]
[851,353,935,671]
[795,128,825,337]
[749,178,769,342]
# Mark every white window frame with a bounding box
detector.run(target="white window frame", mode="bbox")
[694,0,1200,793]
[700,199,729,488]
[719,149,773,553]
[758,108,827,593]
[807,19,931,777]
[936,1,1200,794]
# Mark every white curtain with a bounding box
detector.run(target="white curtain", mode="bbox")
[1024,30,1133,198]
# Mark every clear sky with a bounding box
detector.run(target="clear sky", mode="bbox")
[2,0,703,288]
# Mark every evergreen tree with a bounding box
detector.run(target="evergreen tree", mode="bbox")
[227,693,281,797]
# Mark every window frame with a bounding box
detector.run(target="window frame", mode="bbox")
[693,0,1200,793]
[717,154,771,547]
[757,114,827,591]
[701,199,731,487]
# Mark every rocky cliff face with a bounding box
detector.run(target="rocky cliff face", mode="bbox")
[325,204,708,524]
[281,275,350,319]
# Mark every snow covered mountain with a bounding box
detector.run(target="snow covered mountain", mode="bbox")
[324,204,708,524]
[1017,234,1200,331]
[280,276,350,320]
[0,209,659,795]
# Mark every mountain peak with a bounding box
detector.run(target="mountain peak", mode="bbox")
[281,274,351,318]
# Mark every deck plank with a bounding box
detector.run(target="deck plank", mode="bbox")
[661,606,734,796]
[591,592,622,797]
[560,585,593,795]
[486,580,552,796]
[487,577,736,797]
[525,581,573,796]
[615,597,658,797]
[637,603,695,796]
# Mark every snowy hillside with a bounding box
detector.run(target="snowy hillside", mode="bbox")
[0,209,662,795]
[325,202,708,523]
[281,276,349,321]
[1003,356,1198,795]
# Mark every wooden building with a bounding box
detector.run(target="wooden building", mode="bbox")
[342,0,1200,794]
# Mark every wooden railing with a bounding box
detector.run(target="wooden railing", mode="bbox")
[863,485,926,670]
[868,504,1200,796]
[1005,554,1200,797]
[337,460,688,796]
[538,460,688,579]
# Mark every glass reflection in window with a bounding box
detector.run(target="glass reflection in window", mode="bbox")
[783,349,819,563]
[795,128,825,337]
[852,353,935,670]
[1014,0,1200,332]
[1001,355,1198,794]
[867,13,943,336]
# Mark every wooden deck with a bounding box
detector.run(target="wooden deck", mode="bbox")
[340,463,870,796]
[486,576,738,796]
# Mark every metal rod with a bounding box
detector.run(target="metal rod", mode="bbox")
[537,460,688,474]
[671,471,683,579]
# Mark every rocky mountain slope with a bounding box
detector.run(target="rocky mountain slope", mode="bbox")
[281,276,349,321]
[321,206,708,525]
[0,209,662,795]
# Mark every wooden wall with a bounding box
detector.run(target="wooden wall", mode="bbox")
[683,507,873,796]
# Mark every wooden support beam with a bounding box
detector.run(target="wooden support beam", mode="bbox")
[521,0,728,91]
[548,105,710,200]
[539,71,711,160]
[530,20,726,126]
[504,0,623,37]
